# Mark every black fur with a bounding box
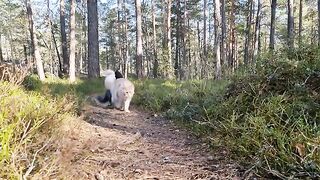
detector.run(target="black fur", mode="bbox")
[96,70,124,104]
[97,89,112,103]
[115,70,124,78]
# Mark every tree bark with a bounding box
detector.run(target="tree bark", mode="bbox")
[287,0,294,49]
[203,0,207,78]
[47,0,54,74]
[81,1,88,73]
[135,0,144,78]
[298,0,303,45]
[162,0,173,79]
[123,0,129,78]
[69,0,76,82]
[26,0,45,81]
[253,0,261,64]
[229,0,236,73]
[60,0,69,74]
[187,17,191,79]
[270,0,277,51]
[0,34,3,62]
[167,0,172,79]
[214,0,221,79]
[50,20,63,77]
[244,0,253,65]
[151,0,158,78]
[117,0,123,72]
[182,0,187,80]
[221,0,226,67]
[197,21,202,78]
[318,0,320,46]
[175,0,181,79]
[87,0,100,78]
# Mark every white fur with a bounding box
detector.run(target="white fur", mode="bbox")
[111,78,135,112]
[103,69,116,90]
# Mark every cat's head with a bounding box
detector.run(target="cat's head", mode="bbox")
[102,69,115,77]
[118,88,134,99]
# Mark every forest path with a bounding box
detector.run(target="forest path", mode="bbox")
[56,96,241,179]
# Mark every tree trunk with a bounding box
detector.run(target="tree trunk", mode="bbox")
[298,0,302,45]
[135,0,143,78]
[221,0,226,68]
[229,0,236,73]
[187,17,191,79]
[26,0,45,81]
[197,21,202,78]
[117,0,123,72]
[175,0,181,79]
[24,45,28,64]
[87,0,100,78]
[50,20,63,77]
[287,0,294,49]
[162,0,173,79]
[0,34,3,62]
[60,0,69,74]
[123,0,129,78]
[182,0,187,80]
[69,0,76,82]
[151,0,158,78]
[47,0,54,74]
[244,0,253,65]
[203,0,207,78]
[270,0,277,51]
[214,0,221,79]
[253,0,261,64]
[318,0,320,46]
[8,32,15,61]
[167,0,172,79]
[81,1,88,73]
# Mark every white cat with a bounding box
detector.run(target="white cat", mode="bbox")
[96,69,116,105]
[103,69,116,90]
[110,78,135,112]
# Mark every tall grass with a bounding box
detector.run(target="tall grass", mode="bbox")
[0,81,72,179]
[23,75,105,112]
[133,47,320,178]
[133,79,229,135]
[0,72,105,178]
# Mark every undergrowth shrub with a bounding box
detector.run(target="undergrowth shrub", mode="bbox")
[133,79,229,134]
[210,51,320,178]
[133,47,320,178]
[0,81,73,179]
[0,63,30,85]
[23,75,105,112]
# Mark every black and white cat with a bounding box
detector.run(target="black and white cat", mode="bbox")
[97,69,134,112]
[97,69,123,104]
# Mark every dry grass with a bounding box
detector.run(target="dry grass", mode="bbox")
[0,62,31,85]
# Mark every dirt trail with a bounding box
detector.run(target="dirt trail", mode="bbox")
[56,98,241,179]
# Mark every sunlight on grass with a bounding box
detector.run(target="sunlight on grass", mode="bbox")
[132,48,320,178]
[0,81,73,178]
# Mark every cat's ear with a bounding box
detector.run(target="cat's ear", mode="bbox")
[115,70,124,79]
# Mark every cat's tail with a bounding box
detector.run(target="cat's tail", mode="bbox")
[96,89,112,103]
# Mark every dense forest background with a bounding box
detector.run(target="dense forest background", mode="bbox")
[0,0,320,179]
[1,0,318,80]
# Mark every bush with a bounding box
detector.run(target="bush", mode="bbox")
[0,81,72,179]
[133,48,320,178]
[132,79,229,135]
[210,52,320,178]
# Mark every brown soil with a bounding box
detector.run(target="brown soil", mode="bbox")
[55,97,242,180]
